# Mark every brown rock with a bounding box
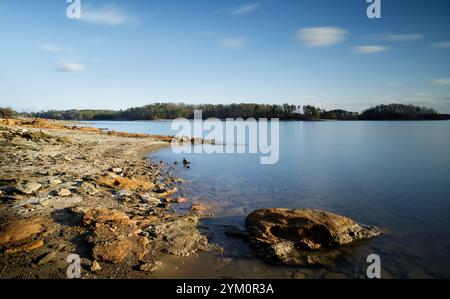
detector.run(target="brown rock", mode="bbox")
[92,234,149,264]
[91,260,102,272]
[139,261,162,273]
[159,188,178,198]
[83,208,149,264]
[83,208,133,227]
[190,203,207,213]
[5,239,45,255]
[58,189,72,197]
[97,175,154,191]
[174,197,188,203]
[246,208,380,249]
[245,208,381,265]
[0,218,45,247]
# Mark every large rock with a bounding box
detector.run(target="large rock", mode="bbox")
[0,218,45,247]
[245,208,381,266]
[82,208,149,264]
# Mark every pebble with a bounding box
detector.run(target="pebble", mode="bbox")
[112,168,123,174]
[49,179,62,185]
[58,189,72,197]
[139,261,162,273]
[38,251,57,265]
[91,261,102,272]
[20,182,42,195]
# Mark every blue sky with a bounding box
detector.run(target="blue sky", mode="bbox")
[1,0,450,112]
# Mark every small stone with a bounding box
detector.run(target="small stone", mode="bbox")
[115,190,132,201]
[81,182,99,195]
[190,203,207,213]
[91,261,102,272]
[58,189,72,197]
[20,182,42,195]
[111,168,123,174]
[139,261,162,273]
[38,251,57,265]
[174,197,188,203]
[49,179,62,186]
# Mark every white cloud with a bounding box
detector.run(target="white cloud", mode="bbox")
[41,44,73,53]
[230,3,260,16]
[218,36,247,49]
[80,4,134,26]
[295,27,348,47]
[432,41,450,49]
[353,45,389,54]
[55,61,85,72]
[432,78,450,86]
[384,33,424,42]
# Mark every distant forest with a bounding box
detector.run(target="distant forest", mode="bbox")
[2,103,449,121]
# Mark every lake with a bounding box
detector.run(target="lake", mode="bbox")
[82,120,450,279]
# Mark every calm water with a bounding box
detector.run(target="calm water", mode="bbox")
[84,120,450,278]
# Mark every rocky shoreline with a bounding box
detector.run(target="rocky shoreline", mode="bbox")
[0,118,382,279]
[0,118,215,278]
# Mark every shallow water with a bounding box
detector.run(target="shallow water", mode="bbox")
[84,120,450,278]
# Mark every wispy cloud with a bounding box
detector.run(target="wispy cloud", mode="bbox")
[218,36,247,49]
[384,33,424,42]
[295,27,348,47]
[432,41,450,49]
[353,45,389,54]
[230,3,260,16]
[55,61,85,72]
[80,4,135,27]
[432,78,450,86]
[41,44,73,53]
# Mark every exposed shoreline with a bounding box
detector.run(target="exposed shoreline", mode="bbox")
[0,118,215,279]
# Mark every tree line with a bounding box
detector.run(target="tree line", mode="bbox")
[0,108,14,119]
[1,103,447,121]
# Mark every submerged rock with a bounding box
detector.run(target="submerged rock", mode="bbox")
[147,215,211,257]
[139,261,162,273]
[183,158,190,166]
[190,203,208,214]
[244,208,381,266]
